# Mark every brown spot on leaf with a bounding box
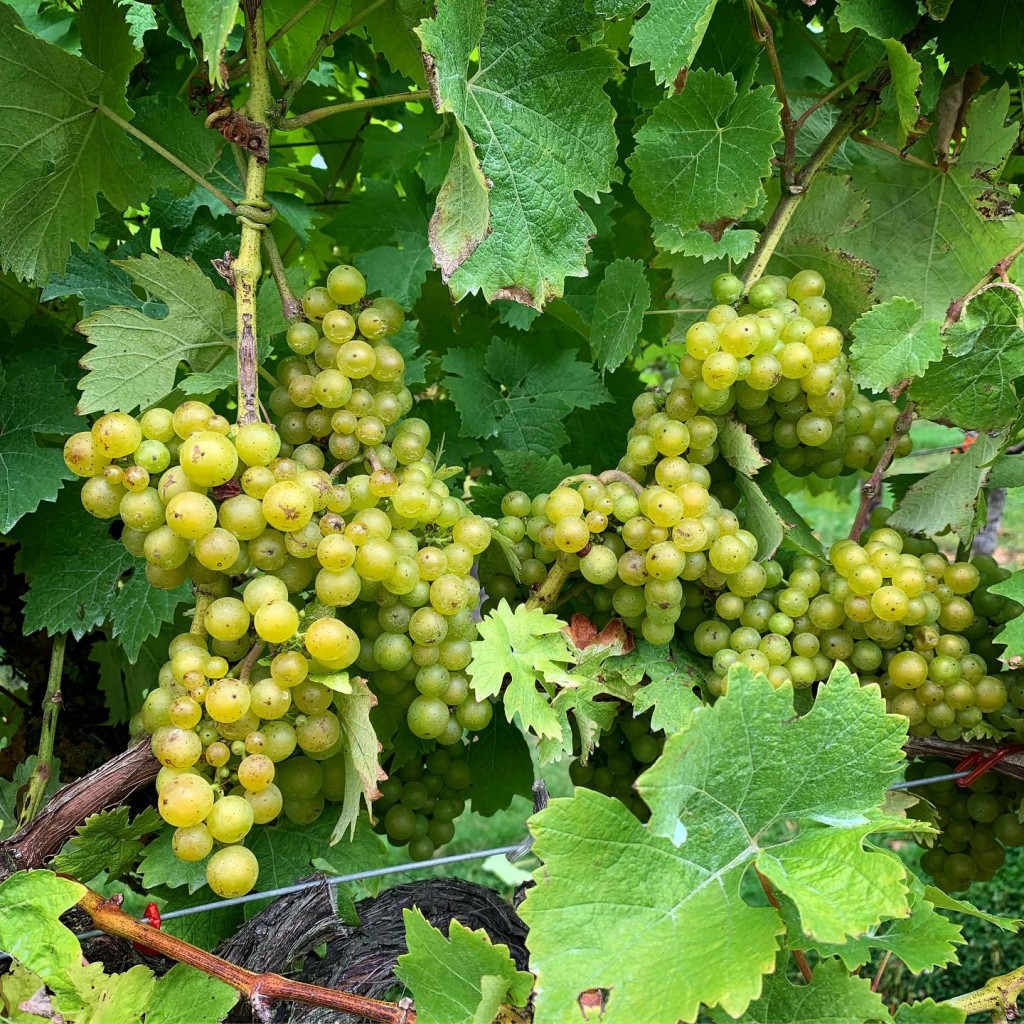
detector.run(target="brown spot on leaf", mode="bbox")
[421,51,442,110]
[565,614,635,655]
[700,217,734,242]
[491,285,537,308]
[673,67,689,94]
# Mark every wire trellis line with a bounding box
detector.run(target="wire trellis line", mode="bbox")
[0,770,982,964]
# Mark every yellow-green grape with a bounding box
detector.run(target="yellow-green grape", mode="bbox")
[207,794,255,843]
[152,726,202,769]
[262,480,315,532]
[245,782,284,823]
[165,491,218,540]
[64,431,109,477]
[140,407,175,442]
[172,823,214,862]
[204,597,251,642]
[326,264,366,305]
[92,412,142,458]
[250,678,291,719]
[178,430,239,487]
[206,845,259,898]
[238,754,275,792]
[173,401,215,439]
[205,678,252,723]
[304,617,359,667]
[235,422,282,467]
[158,773,215,827]
[302,286,335,320]
[287,321,319,355]
[254,600,300,643]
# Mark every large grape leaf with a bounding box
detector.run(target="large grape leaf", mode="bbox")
[842,87,1024,321]
[395,908,533,1024]
[988,570,1024,659]
[628,71,782,235]
[520,664,911,1024]
[835,0,919,39]
[850,297,945,392]
[0,4,148,283]
[0,348,84,534]
[416,0,619,308]
[441,336,610,456]
[909,287,1024,430]
[77,252,234,413]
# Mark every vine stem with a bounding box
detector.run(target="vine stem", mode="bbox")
[943,962,1024,1017]
[741,65,890,291]
[848,394,915,541]
[755,871,813,984]
[234,0,275,428]
[747,0,795,185]
[279,90,431,131]
[17,635,67,828]
[191,589,217,638]
[75,887,416,1024]
[525,558,571,612]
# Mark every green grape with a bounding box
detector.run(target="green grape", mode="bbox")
[206,845,259,898]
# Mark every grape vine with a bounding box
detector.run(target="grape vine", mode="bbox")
[1,0,1024,1022]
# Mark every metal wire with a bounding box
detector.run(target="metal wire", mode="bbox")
[0,770,986,962]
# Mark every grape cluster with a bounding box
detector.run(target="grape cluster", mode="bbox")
[568,708,664,821]
[688,512,1023,740]
[908,760,1024,893]
[66,269,495,898]
[617,270,909,482]
[372,746,472,861]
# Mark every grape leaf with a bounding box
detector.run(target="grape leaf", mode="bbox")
[520,664,910,1024]
[428,125,490,283]
[614,639,705,734]
[0,348,84,534]
[52,806,162,883]
[850,297,944,392]
[835,0,919,40]
[13,489,188,655]
[80,0,141,112]
[0,4,148,283]
[118,0,159,49]
[395,908,533,1024]
[330,676,384,843]
[182,0,238,84]
[987,454,1024,489]
[888,431,1003,540]
[988,570,1024,659]
[895,1001,965,1024]
[138,828,210,892]
[416,0,619,307]
[78,252,235,414]
[41,244,161,317]
[146,964,238,1024]
[909,287,1024,430]
[936,0,1024,72]
[787,877,962,973]
[590,258,651,372]
[735,475,786,559]
[884,39,922,144]
[628,71,782,235]
[468,600,571,741]
[711,958,887,1024]
[364,0,431,83]
[719,417,768,476]
[622,0,719,87]
[441,336,609,457]
[654,221,759,262]
[843,87,1024,321]
[466,716,535,816]
[343,179,433,306]
[0,756,61,841]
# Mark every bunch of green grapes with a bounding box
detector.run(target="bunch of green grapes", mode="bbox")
[908,760,1024,893]
[372,746,472,861]
[617,269,910,482]
[483,450,759,647]
[829,520,1021,740]
[568,707,664,821]
[690,553,851,696]
[67,269,496,898]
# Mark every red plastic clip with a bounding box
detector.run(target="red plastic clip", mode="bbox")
[132,902,162,956]
[954,745,1024,787]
